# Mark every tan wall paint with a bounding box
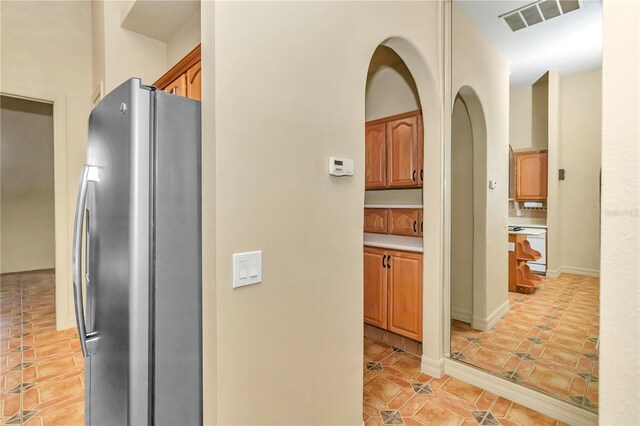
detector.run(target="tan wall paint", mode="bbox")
[450,97,473,322]
[600,1,640,423]
[531,77,549,150]
[0,0,93,329]
[365,52,422,206]
[557,69,601,274]
[203,2,444,423]
[509,86,533,151]
[166,10,201,67]
[452,4,510,326]
[200,1,216,422]
[545,71,561,277]
[92,1,168,93]
[1,98,55,273]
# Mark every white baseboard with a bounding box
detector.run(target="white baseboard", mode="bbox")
[444,358,598,425]
[451,306,472,323]
[472,300,510,331]
[547,266,600,278]
[421,355,445,378]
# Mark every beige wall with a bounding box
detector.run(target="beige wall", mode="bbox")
[167,10,201,67]
[92,1,168,93]
[557,69,602,274]
[1,97,55,273]
[600,1,640,424]
[365,47,422,205]
[203,2,444,423]
[450,97,473,322]
[531,75,549,150]
[1,0,93,329]
[452,4,510,327]
[509,86,532,151]
[509,76,549,152]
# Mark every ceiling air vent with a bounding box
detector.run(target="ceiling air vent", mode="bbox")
[499,0,581,32]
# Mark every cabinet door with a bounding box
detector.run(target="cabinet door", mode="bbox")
[186,61,201,100]
[165,74,187,97]
[365,123,386,189]
[386,115,419,187]
[387,251,422,341]
[364,247,388,329]
[516,152,547,200]
[364,209,388,234]
[418,114,424,186]
[389,209,421,237]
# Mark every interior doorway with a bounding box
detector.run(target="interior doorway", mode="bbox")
[450,96,474,325]
[0,95,78,425]
[1,96,55,275]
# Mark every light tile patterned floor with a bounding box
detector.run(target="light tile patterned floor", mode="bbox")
[450,273,599,412]
[1,271,83,425]
[363,338,565,425]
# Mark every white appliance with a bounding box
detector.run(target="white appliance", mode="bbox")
[525,230,547,274]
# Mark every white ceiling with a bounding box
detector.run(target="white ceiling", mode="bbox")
[456,0,602,87]
[120,0,200,43]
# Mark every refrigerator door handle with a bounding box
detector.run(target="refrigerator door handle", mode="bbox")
[73,165,99,357]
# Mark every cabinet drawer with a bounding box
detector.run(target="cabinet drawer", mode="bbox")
[364,209,388,234]
[388,209,421,237]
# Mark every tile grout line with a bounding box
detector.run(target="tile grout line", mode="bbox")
[480,395,500,425]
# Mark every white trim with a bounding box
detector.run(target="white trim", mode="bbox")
[450,306,472,323]
[0,83,70,331]
[444,359,598,425]
[421,355,445,378]
[472,299,510,331]
[547,266,600,278]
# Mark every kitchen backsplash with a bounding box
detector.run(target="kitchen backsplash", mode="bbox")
[508,200,547,219]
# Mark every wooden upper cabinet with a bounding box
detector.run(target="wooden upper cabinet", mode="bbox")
[154,45,201,101]
[515,151,547,200]
[363,247,388,329]
[365,123,386,189]
[417,114,424,185]
[387,250,422,341]
[386,115,420,188]
[365,111,422,189]
[388,209,421,237]
[186,61,201,100]
[364,208,388,234]
[165,74,187,97]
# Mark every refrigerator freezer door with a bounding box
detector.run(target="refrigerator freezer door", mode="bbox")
[152,90,202,425]
[85,78,151,425]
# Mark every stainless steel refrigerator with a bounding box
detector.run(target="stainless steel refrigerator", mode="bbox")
[72,78,202,425]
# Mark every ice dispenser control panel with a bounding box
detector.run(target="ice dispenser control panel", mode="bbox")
[328,157,354,176]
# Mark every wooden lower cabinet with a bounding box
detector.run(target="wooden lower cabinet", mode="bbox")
[363,247,422,342]
[363,247,387,328]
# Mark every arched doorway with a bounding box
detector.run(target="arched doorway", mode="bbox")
[450,86,488,332]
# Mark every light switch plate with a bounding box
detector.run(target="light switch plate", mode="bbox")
[233,251,262,288]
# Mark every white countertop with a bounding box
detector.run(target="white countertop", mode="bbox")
[508,228,547,236]
[363,233,423,253]
[508,222,547,229]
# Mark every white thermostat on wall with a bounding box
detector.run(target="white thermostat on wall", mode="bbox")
[328,157,354,176]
